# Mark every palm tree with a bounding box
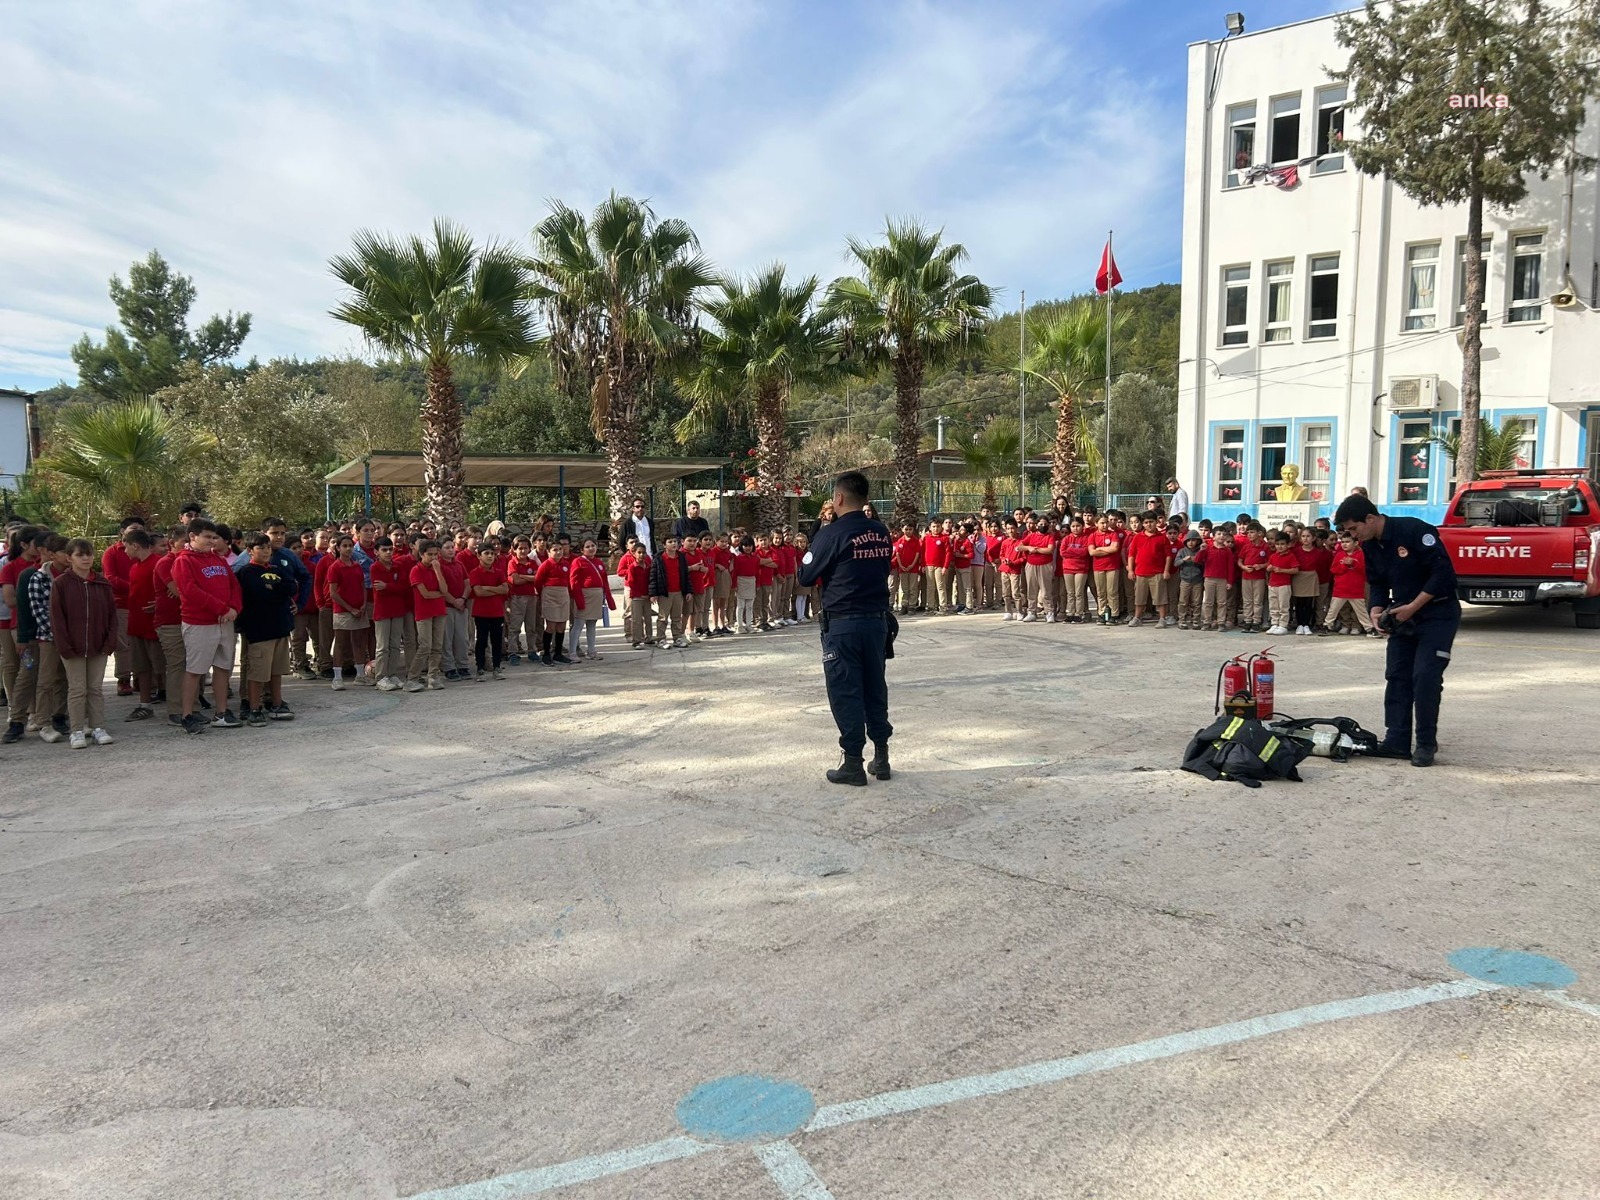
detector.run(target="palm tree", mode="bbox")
[1023,299,1123,502]
[955,417,1041,511]
[824,220,995,525]
[35,398,215,527]
[329,218,537,525]
[1433,418,1531,478]
[679,266,841,528]
[528,194,716,522]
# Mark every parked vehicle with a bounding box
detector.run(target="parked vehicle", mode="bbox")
[1438,468,1600,629]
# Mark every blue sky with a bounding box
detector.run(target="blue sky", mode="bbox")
[0,0,1343,392]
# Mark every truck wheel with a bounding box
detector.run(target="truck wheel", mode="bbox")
[1578,612,1600,630]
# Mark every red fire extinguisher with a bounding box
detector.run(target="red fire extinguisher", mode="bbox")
[1250,649,1276,719]
[1216,655,1250,714]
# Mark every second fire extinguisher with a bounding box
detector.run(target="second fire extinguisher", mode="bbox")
[1250,650,1276,719]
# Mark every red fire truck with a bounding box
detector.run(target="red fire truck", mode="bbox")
[1437,468,1600,629]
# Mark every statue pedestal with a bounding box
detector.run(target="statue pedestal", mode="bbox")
[1258,499,1318,527]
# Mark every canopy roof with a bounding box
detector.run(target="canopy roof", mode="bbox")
[854,450,1054,484]
[325,451,729,490]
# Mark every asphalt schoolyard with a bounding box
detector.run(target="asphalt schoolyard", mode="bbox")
[2,602,1596,1199]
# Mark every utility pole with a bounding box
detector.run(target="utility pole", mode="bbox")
[1019,290,1027,509]
[936,414,946,450]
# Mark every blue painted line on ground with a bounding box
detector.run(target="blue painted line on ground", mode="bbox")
[803,978,1499,1132]
[404,1135,716,1200]
[1547,991,1600,1020]
[401,976,1500,1199]
[754,1140,837,1200]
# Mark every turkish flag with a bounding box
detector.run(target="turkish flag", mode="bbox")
[1096,241,1122,295]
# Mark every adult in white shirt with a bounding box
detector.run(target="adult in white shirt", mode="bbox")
[1165,478,1190,518]
[616,496,653,554]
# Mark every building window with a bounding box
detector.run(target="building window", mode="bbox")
[1226,102,1256,188]
[1314,85,1346,174]
[1397,419,1432,502]
[1215,426,1245,503]
[1264,260,1293,342]
[1454,236,1491,326]
[1308,254,1340,340]
[1440,415,1534,482]
[1403,242,1439,331]
[1508,232,1544,323]
[1221,266,1250,346]
[1503,415,1537,469]
[1258,423,1289,502]
[1270,94,1302,163]
[1300,423,1332,501]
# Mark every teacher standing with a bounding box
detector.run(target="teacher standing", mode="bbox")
[796,471,895,786]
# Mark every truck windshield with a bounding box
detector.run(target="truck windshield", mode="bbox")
[1454,487,1591,527]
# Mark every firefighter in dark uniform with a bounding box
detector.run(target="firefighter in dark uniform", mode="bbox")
[796,470,895,786]
[1334,493,1461,767]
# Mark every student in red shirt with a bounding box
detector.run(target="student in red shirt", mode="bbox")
[1324,533,1376,636]
[622,542,654,646]
[1056,517,1092,623]
[532,540,576,664]
[1125,512,1174,628]
[1,528,45,740]
[100,516,141,695]
[1086,514,1123,624]
[892,523,923,616]
[1017,516,1056,623]
[1309,529,1336,627]
[949,525,975,614]
[689,533,715,637]
[921,524,951,614]
[148,528,187,724]
[1235,524,1271,632]
[1195,529,1237,631]
[406,539,450,689]
[711,533,735,636]
[1265,532,1302,634]
[753,532,779,631]
[505,536,541,664]
[469,545,510,678]
[994,519,1023,620]
[730,536,759,634]
[567,537,617,660]
[326,535,371,691]
[121,528,163,720]
[369,538,411,691]
[438,543,473,681]
[172,518,244,730]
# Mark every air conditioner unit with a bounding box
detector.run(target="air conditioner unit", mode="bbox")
[1387,375,1439,411]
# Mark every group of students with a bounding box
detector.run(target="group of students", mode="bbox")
[613,526,821,645]
[888,504,1376,638]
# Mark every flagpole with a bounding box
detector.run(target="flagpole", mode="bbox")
[1019,289,1027,510]
[1103,230,1113,508]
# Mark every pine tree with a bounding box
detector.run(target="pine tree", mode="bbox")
[1335,0,1599,483]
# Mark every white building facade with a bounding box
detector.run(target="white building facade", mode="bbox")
[1176,12,1600,524]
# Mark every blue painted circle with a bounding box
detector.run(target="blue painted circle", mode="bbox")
[676,1074,815,1144]
[1448,947,1577,990]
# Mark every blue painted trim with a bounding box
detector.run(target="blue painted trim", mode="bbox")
[1578,405,1600,474]
[1198,415,1340,521]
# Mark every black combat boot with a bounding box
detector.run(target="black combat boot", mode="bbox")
[866,742,891,780]
[826,754,868,786]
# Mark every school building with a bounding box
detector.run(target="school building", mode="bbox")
[1174,11,1600,524]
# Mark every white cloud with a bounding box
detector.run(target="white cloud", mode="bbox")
[0,0,1183,390]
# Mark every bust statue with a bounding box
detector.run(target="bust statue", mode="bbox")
[1275,464,1308,502]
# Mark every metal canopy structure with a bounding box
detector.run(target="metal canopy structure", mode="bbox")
[322,451,732,531]
[323,451,728,490]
